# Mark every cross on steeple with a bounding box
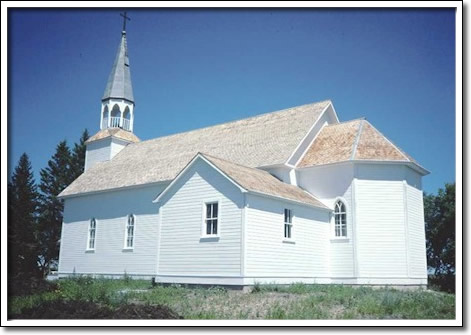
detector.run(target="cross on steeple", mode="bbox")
[120,11,131,32]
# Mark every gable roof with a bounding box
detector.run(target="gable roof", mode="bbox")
[86,128,140,144]
[297,119,428,173]
[155,153,330,210]
[59,100,331,198]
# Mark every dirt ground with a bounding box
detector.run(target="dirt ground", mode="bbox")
[8,300,182,319]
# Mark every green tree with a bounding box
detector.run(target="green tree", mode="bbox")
[424,182,455,276]
[37,141,73,276]
[70,129,89,180]
[8,153,40,278]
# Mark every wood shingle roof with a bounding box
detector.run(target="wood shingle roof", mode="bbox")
[297,119,420,168]
[60,100,331,197]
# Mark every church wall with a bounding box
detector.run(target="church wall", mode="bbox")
[404,169,428,279]
[156,159,244,281]
[84,137,130,171]
[296,163,356,278]
[84,138,112,171]
[244,194,330,283]
[354,164,426,282]
[58,184,165,278]
[110,138,129,159]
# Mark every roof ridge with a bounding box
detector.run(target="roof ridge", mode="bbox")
[362,120,410,162]
[350,119,365,160]
[200,152,273,176]
[135,100,332,145]
[327,117,366,126]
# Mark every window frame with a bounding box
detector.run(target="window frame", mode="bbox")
[124,214,136,250]
[333,200,348,238]
[202,201,220,239]
[87,218,97,251]
[283,208,294,241]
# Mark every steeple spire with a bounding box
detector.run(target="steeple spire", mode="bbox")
[99,14,135,133]
[102,30,134,103]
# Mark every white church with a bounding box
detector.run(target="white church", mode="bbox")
[58,26,429,287]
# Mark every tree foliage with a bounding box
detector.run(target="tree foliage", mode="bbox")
[37,141,74,275]
[424,182,455,276]
[70,129,89,180]
[36,129,89,276]
[8,153,40,278]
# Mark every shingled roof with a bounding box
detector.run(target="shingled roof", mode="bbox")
[59,100,331,198]
[86,128,140,144]
[201,154,329,209]
[297,119,422,168]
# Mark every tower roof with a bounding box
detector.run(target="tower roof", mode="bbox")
[102,31,134,103]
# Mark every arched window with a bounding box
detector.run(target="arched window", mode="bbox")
[125,214,135,248]
[102,106,109,129]
[334,201,347,237]
[88,218,97,250]
[122,106,131,131]
[110,104,121,128]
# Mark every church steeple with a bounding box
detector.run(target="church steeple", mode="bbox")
[100,13,135,133]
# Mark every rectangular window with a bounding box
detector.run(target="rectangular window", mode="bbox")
[88,218,96,250]
[205,202,218,236]
[284,209,293,239]
[334,214,347,237]
[125,214,135,248]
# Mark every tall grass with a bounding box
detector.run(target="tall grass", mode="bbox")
[9,278,455,320]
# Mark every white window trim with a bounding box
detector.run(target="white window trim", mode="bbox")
[331,198,349,240]
[86,218,97,252]
[283,208,294,242]
[123,214,136,250]
[201,200,221,240]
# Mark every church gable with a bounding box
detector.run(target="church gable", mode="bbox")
[154,153,329,209]
[154,154,245,207]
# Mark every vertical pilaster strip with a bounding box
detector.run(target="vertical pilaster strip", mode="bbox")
[403,179,411,278]
[156,206,163,279]
[351,173,360,280]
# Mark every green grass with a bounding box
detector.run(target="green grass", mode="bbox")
[8,278,455,319]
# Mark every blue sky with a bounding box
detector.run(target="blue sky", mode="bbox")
[8,8,455,194]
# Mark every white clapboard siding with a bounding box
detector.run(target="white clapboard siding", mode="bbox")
[297,163,355,278]
[355,166,408,277]
[158,159,243,276]
[406,184,427,278]
[59,184,166,276]
[85,138,129,171]
[245,194,330,278]
[84,139,112,171]
[110,138,128,159]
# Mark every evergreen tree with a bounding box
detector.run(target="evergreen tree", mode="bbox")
[37,141,73,275]
[70,129,89,180]
[8,153,40,278]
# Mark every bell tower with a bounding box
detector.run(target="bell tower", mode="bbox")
[84,12,139,171]
[100,11,135,132]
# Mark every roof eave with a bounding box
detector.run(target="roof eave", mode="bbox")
[58,180,170,200]
[297,159,430,176]
[247,190,332,211]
